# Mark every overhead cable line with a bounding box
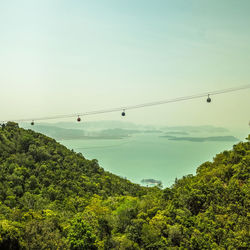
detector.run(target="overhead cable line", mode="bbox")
[2,84,250,124]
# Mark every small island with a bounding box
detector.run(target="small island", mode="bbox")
[141,178,162,186]
[160,135,239,142]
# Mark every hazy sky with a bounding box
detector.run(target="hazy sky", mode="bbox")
[0,0,250,129]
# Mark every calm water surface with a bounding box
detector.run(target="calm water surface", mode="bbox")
[60,134,239,187]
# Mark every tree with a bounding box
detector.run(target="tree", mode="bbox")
[24,219,68,249]
[0,220,22,250]
[67,216,97,250]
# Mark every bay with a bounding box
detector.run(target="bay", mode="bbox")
[60,134,238,187]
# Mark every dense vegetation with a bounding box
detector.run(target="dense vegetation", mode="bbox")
[0,122,249,249]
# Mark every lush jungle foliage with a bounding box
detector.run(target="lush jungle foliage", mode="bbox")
[0,122,249,249]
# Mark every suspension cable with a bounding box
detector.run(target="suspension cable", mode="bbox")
[2,84,250,123]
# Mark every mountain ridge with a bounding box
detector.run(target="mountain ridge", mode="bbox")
[0,122,249,249]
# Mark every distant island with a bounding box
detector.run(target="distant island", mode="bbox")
[20,122,234,142]
[161,125,229,134]
[161,135,239,142]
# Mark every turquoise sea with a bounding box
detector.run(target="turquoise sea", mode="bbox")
[60,133,241,187]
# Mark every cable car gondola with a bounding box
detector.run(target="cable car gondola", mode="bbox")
[31,121,34,125]
[121,110,126,116]
[207,94,211,103]
[77,116,81,122]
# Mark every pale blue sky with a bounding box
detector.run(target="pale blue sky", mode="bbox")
[0,0,250,128]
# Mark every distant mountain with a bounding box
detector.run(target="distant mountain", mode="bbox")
[21,122,230,134]
[20,123,163,140]
[21,124,87,140]
[20,124,136,140]
[36,120,153,130]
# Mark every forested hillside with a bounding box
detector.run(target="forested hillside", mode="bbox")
[0,122,249,249]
